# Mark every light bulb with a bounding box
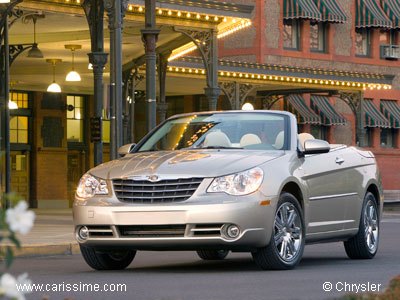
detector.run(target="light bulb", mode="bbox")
[66,71,81,82]
[47,82,61,93]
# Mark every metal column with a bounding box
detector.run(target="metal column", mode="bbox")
[3,13,11,205]
[83,0,108,166]
[104,0,127,159]
[157,52,169,123]
[141,0,160,132]
[204,29,220,111]
[355,92,366,147]
[129,74,136,142]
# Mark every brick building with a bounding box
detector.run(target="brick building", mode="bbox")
[215,0,400,201]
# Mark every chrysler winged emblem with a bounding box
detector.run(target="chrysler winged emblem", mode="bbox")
[148,175,159,182]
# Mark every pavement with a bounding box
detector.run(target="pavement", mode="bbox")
[0,209,79,257]
[1,203,400,258]
[8,216,400,300]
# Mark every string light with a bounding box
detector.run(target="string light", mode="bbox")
[164,66,391,90]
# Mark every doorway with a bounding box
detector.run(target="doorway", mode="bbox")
[67,150,86,207]
[10,151,30,202]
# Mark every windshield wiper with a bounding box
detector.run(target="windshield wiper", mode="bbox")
[194,146,244,149]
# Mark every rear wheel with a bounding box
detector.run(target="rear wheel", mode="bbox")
[252,192,305,270]
[196,250,229,260]
[80,245,136,270]
[344,192,379,259]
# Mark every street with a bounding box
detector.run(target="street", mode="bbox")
[8,215,400,300]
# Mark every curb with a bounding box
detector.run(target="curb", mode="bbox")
[1,242,80,258]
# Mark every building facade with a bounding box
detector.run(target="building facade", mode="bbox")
[1,0,399,208]
[214,0,400,200]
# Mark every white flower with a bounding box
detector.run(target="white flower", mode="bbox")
[5,201,35,235]
[0,273,32,300]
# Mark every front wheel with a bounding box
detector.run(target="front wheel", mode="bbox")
[80,245,136,270]
[252,192,305,270]
[344,192,379,259]
[196,250,229,260]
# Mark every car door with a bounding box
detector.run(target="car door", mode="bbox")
[300,149,350,234]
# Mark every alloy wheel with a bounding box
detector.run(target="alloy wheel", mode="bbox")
[274,202,303,262]
[364,200,379,253]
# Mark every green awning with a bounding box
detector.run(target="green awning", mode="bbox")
[380,0,400,29]
[380,100,400,128]
[364,99,390,128]
[286,95,321,124]
[310,95,346,125]
[284,0,322,21]
[313,0,348,23]
[356,0,392,28]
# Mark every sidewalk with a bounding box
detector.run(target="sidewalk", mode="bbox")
[1,204,400,258]
[1,209,79,257]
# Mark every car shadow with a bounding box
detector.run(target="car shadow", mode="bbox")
[125,258,260,273]
[80,255,352,274]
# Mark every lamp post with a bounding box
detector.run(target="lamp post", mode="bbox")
[83,0,108,167]
[141,0,159,132]
[104,0,127,160]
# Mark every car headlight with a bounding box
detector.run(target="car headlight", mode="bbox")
[207,167,264,196]
[76,173,109,199]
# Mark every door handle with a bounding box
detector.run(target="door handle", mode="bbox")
[335,157,345,164]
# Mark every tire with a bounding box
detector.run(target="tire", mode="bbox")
[252,192,305,270]
[196,250,229,260]
[344,192,379,259]
[80,245,136,270]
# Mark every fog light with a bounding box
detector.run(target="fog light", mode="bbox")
[222,224,240,239]
[227,225,240,238]
[78,226,89,240]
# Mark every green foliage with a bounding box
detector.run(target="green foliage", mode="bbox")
[0,192,23,270]
[338,276,400,300]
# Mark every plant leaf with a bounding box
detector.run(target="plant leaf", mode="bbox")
[8,234,20,249]
[6,246,13,268]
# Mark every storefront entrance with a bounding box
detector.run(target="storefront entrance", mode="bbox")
[10,151,30,202]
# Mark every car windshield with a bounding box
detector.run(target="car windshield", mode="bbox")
[136,112,288,152]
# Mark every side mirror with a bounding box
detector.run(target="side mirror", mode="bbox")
[118,143,136,156]
[303,139,330,155]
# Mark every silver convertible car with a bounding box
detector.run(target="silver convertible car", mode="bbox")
[73,110,382,270]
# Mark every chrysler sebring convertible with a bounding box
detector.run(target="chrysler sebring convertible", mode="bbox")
[73,110,382,270]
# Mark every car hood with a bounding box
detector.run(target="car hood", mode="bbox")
[90,150,284,179]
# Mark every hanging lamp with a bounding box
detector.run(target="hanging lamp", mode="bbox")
[46,59,62,93]
[27,15,44,58]
[65,44,82,82]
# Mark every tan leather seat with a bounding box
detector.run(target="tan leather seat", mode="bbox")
[274,131,285,150]
[204,131,232,147]
[298,133,315,149]
[240,134,262,147]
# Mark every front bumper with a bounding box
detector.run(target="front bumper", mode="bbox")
[73,191,277,251]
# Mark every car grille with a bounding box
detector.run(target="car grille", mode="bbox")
[118,225,186,237]
[113,178,203,203]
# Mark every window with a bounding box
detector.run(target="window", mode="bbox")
[379,30,399,59]
[283,19,300,50]
[380,128,396,148]
[310,125,328,140]
[310,22,326,53]
[355,28,370,57]
[10,116,28,144]
[362,128,372,147]
[9,91,29,109]
[67,95,85,143]
[380,30,395,45]
[136,113,289,152]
